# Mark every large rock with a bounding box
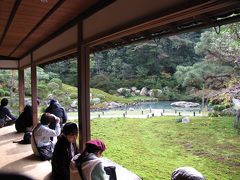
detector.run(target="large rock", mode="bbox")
[171,101,200,108]
[117,88,124,94]
[131,87,137,92]
[90,98,101,105]
[135,90,140,95]
[70,99,78,108]
[181,117,191,123]
[222,108,237,116]
[232,98,240,109]
[140,87,148,96]
[107,102,123,109]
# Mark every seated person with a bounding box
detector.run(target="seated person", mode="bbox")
[70,139,108,180]
[171,166,206,180]
[0,98,16,127]
[52,122,79,180]
[15,100,40,132]
[45,99,67,128]
[31,113,61,160]
[15,104,33,132]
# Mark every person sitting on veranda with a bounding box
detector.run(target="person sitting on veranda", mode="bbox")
[70,139,108,180]
[15,104,32,132]
[0,98,16,127]
[31,113,61,160]
[171,166,206,180]
[45,99,67,128]
[15,100,40,133]
[52,122,79,180]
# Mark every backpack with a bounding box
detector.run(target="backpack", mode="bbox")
[18,132,32,144]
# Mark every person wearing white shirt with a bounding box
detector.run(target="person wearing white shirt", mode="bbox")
[31,113,61,159]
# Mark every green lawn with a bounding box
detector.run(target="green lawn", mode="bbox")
[89,116,240,180]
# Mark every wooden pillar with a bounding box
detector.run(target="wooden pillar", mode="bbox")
[18,68,25,112]
[77,21,90,151]
[31,54,38,126]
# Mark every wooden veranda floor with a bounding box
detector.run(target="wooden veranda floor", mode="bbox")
[0,125,52,180]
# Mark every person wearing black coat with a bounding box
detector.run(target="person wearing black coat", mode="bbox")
[15,104,33,132]
[45,99,67,128]
[51,122,79,180]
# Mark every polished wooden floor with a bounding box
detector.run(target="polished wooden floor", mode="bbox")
[0,125,52,180]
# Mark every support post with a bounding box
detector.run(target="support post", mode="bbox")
[31,54,38,126]
[78,21,90,151]
[18,69,25,112]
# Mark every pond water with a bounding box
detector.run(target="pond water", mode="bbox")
[133,101,202,112]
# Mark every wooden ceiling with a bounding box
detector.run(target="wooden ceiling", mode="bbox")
[0,0,101,60]
[0,0,240,68]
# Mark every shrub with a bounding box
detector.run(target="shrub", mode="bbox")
[37,84,49,99]
[52,89,64,97]
[0,89,5,97]
[90,74,110,90]
[208,112,219,117]
[50,78,62,89]
[213,105,226,112]
[121,88,131,97]
[70,93,78,99]
[96,94,105,100]
[47,82,59,92]
[4,91,10,96]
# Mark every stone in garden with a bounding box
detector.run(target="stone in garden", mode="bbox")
[140,87,148,96]
[117,88,124,94]
[222,108,236,116]
[125,88,131,94]
[92,98,101,104]
[181,117,190,123]
[171,166,206,180]
[131,87,137,92]
[171,101,200,108]
[107,102,122,108]
[70,99,78,108]
[135,90,140,95]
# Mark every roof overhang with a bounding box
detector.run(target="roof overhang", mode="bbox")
[0,0,240,69]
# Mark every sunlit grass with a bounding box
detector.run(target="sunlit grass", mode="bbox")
[89,116,240,180]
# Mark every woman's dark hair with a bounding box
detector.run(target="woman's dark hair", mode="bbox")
[1,98,8,106]
[63,122,78,135]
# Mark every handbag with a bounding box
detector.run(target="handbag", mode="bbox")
[104,166,117,180]
[38,144,53,160]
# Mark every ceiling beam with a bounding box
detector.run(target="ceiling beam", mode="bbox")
[198,14,214,25]
[0,55,19,60]
[9,0,66,57]
[0,0,21,46]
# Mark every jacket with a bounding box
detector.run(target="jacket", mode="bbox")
[45,101,67,125]
[52,135,78,180]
